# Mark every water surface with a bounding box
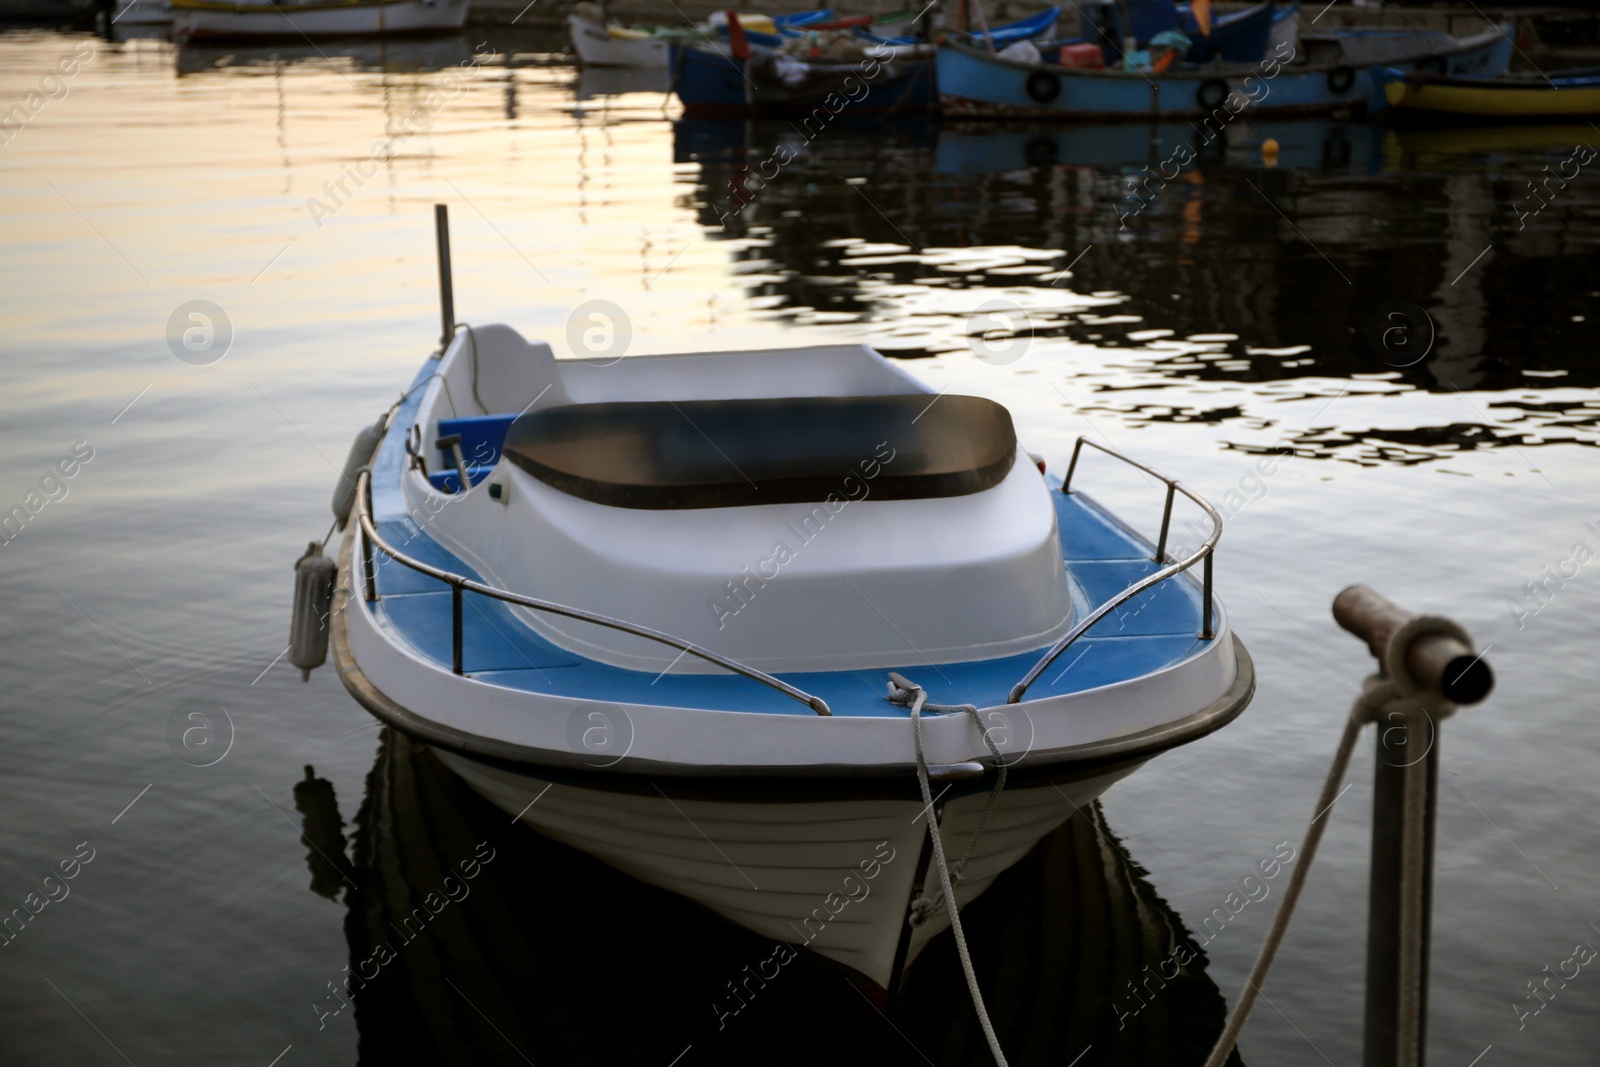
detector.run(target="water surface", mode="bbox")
[1,23,1597,1066]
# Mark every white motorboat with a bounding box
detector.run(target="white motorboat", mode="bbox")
[318,212,1254,996]
[171,0,467,42]
[566,9,673,69]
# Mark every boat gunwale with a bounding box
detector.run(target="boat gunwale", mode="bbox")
[332,519,1256,793]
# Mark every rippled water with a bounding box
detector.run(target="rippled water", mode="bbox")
[2,21,1597,1067]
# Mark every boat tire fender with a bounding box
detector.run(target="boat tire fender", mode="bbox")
[1196,78,1229,111]
[1415,55,1447,75]
[1025,70,1061,104]
[1326,66,1356,95]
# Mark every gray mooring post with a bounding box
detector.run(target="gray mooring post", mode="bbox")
[435,203,455,348]
[1332,586,1494,1067]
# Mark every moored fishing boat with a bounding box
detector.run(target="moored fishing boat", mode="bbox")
[1371,65,1600,123]
[935,21,1511,120]
[566,6,834,70]
[171,0,467,42]
[672,34,936,117]
[318,209,1255,994]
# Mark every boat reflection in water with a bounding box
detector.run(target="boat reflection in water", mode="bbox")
[674,114,1600,462]
[289,729,1241,1066]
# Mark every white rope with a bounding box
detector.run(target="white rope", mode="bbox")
[891,677,1009,1067]
[1204,614,1471,1067]
[1199,681,1386,1067]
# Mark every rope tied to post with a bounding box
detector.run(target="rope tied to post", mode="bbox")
[887,674,1010,1067]
[1202,601,1481,1067]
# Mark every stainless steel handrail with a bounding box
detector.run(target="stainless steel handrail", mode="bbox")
[353,468,833,716]
[1007,436,1222,705]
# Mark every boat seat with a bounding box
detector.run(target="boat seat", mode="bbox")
[500,393,1017,509]
[437,414,517,471]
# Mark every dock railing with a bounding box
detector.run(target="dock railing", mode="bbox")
[1008,435,1223,704]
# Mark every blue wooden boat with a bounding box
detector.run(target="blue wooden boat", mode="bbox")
[935,22,1511,120]
[721,7,834,49]
[672,40,936,116]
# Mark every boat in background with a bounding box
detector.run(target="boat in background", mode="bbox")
[936,21,1512,120]
[672,23,936,116]
[1371,65,1600,123]
[113,0,170,25]
[1056,0,1279,66]
[171,0,468,42]
[567,6,834,69]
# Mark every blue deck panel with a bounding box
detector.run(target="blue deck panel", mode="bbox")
[362,367,1211,716]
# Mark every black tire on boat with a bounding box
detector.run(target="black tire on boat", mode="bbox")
[1416,55,1448,75]
[1025,69,1062,104]
[1196,78,1229,110]
[1326,65,1356,94]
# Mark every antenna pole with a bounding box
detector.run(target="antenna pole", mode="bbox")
[435,203,454,349]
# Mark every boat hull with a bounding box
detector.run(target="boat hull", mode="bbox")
[1376,69,1600,121]
[171,0,467,41]
[935,29,1512,120]
[433,747,1139,989]
[673,43,936,116]
[567,13,671,69]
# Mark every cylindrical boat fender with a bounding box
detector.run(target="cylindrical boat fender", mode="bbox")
[1326,65,1356,94]
[331,416,386,529]
[290,541,338,681]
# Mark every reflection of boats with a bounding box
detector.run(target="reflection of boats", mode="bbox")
[302,727,1243,1062]
[171,0,468,42]
[1372,65,1600,123]
[574,61,671,100]
[173,33,480,75]
[331,269,1253,992]
[936,22,1512,119]
[934,117,1384,174]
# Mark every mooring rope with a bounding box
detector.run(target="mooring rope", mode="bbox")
[1202,615,1469,1067]
[888,676,1009,1067]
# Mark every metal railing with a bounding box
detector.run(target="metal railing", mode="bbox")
[1007,436,1222,704]
[353,468,833,716]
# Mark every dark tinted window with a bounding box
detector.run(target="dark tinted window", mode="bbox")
[502,393,1017,509]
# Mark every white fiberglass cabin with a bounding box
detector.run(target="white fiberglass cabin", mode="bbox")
[331,321,1254,993]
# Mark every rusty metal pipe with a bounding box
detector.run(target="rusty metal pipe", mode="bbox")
[1333,585,1493,705]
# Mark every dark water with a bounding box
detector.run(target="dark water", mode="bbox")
[1,21,1598,1066]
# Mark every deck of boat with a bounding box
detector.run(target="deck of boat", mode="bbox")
[360,359,1213,716]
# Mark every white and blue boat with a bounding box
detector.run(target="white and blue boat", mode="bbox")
[936,19,1511,120]
[671,38,937,116]
[325,235,1254,990]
